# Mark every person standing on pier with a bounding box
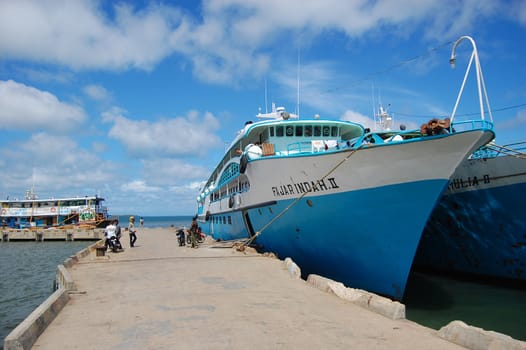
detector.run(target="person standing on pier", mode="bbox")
[189,217,198,248]
[115,219,122,241]
[128,216,138,247]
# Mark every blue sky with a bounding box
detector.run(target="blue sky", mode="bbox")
[0,0,525,216]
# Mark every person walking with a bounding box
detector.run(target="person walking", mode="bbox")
[139,217,144,227]
[128,216,137,247]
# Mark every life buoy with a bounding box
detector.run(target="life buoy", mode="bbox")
[50,207,56,213]
[1,209,6,215]
[239,154,248,174]
[229,195,235,208]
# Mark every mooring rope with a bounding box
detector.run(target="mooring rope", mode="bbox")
[242,144,364,247]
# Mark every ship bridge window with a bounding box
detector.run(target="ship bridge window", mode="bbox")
[295,125,303,136]
[332,126,339,137]
[323,126,330,137]
[305,125,312,136]
[286,126,294,136]
[276,125,284,137]
[314,125,321,136]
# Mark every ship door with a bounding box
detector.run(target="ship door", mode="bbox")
[242,210,256,237]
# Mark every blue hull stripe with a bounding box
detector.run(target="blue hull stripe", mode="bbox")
[206,179,448,300]
[416,182,526,280]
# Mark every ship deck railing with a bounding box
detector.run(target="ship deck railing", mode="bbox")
[471,141,526,159]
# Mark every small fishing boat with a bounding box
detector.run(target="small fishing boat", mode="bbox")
[414,35,526,282]
[0,189,110,229]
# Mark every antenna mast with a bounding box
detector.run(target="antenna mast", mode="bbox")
[264,78,268,114]
[296,46,301,118]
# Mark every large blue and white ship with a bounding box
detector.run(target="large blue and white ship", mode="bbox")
[416,141,526,281]
[415,35,526,282]
[196,104,493,300]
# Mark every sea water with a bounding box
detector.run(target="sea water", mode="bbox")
[111,215,193,229]
[405,271,526,341]
[0,216,192,347]
[1,215,525,346]
[0,241,92,348]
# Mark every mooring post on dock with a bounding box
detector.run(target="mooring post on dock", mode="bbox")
[35,231,44,242]
[66,231,74,241]
[2,232,8,242]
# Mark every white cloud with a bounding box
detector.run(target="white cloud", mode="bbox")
[142,159,210,187]
[0,132,115,195]
[0,80,86,131]
[0,1,519,85]
[0,0,181,70]
[341,109,375,130]
[106,109,222,157]
[84,84,111,102]
[120,180,161,194]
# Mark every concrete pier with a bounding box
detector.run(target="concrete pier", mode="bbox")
[5,228,525,350]
[0,228,103,241]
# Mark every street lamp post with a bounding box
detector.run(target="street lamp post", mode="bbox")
[449,35,493,124]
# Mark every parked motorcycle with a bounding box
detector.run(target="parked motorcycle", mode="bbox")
[176,228,186,246]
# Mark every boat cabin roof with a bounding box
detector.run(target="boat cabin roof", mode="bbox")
[202,118,364,191]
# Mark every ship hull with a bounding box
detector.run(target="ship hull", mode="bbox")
[415,155,526,281]
[200,129,493,300]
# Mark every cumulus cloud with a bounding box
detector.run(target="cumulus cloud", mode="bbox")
[0,132,114,195]
[120,180,162,194]
[84,84,111,102]
[341,109,375,130]
[142,159,211,186]
[0,80,86,131]
[106,109,222,157]
[0,0,181,70]
[1,1,518,85]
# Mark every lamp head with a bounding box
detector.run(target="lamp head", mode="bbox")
[449,57,456,69]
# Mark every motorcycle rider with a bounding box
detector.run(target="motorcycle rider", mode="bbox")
[104,220,117,251]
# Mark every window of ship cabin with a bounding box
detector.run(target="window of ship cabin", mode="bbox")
[286,126,294,136]
[295,125,303,136]
[323,126,330,137]
[269,127,274,137]
[305,125,312,136]
[276,125,284,137]
[260,129,270,143]
[314,125,321,136]
[332,126,339,137]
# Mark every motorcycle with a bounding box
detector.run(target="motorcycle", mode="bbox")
[106,235,123,252]
[176,229,186,246]
[186,228,205,245]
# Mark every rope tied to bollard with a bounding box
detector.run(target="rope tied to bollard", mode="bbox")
[240,145,364,249]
